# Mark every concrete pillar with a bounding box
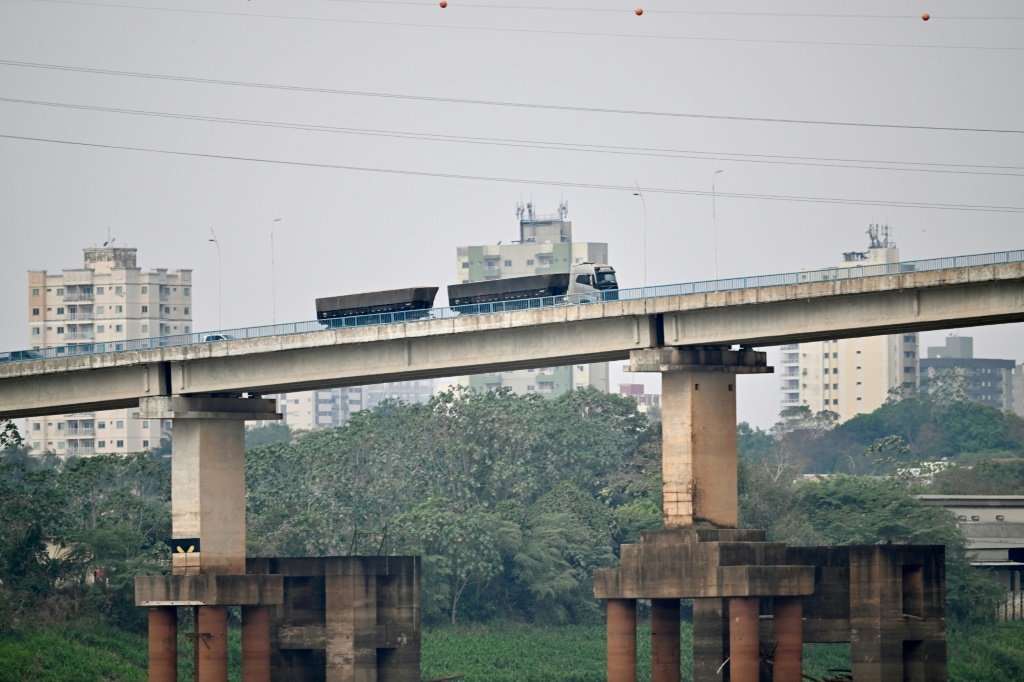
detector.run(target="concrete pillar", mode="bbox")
[242,606,272,682]
[729,597,760,682]
[772,598,803,682]
[147,607,177,682]
[606,599,637,682]
[139,396,279,575]
[629,347,769,528]
[692,598,729,682]
[651,599,681,682]
[140,396,280,681]
[196,606,229,682]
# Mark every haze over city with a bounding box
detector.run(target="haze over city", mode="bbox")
[2,0,1021,427]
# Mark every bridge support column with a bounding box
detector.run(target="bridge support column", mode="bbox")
[651,599,681,682]
[628,347,770,528]
[138,396,280,681]
[607,599,637,682]
[147,606,177,682]
[772,597,803,682]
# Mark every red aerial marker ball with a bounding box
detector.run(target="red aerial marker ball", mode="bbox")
[440,0,447,8]
[635,8,644,16]
[921,12,930,21]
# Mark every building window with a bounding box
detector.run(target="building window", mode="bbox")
[32,327,40,335]
[116,440,124,448]
[141,305,148,313]
[184,287,190,296]
[504,260,512,267]
[32,288,39,296]
[97,325,105,333]
[164,307,171,314]
[115,324,123,332]
[114,305,123,313]
[56,326,64,334]
[142,440,149,448]
[57,307,64,315]
[141,286,148,294]
[57,288,64,296]
[96,286,104,294]
[141,324,148,333]
[115,286,123,295]
[462,262,469,269]
[183,307,190,315]
[116,420,124,428]
[142,420,149,428]
[32,307,39,315]
[98,421,106,429]
[96,305,104,314]
[97,440,106,448]
[32,423,40,431]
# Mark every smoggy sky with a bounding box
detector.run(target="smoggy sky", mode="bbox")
[2,0,1021,427]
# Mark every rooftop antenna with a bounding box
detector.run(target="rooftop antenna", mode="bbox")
[516,202,525,221]
[558,200,569,221]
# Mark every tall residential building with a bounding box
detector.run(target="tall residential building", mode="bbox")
[454,202,609,395]
[267,380,436,433]
[920,335,1015,410]
[777,226,918,422]
[25,247,192,456]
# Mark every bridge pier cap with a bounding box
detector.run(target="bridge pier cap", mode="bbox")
[629,346,771,529]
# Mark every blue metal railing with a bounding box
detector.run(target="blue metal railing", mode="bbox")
[2,249,1021,364]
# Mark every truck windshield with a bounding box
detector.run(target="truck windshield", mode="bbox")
[595,270,617,288]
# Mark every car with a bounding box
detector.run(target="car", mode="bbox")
[0,349,44,363]
[202,334,234,342]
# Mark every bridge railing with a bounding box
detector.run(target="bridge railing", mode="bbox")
[2,249,1021,364]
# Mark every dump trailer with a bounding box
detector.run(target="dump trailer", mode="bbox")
[446,273,571,307]
[315,287,439,326]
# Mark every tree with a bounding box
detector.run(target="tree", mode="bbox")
[1,419,22,451]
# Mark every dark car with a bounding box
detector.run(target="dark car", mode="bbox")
[0,349,44,363]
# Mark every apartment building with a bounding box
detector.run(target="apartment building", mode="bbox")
[778,226,918,422]
[454,202,609,395]
[25,246,191,455]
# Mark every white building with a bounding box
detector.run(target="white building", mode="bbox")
[268,380,436,433]
[25,247,192,456]
[778,226,918,422]
[454,202,609,396]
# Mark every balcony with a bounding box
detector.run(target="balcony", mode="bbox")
[66,428,96,437]
[65,331,95,341]
[64,292,94,302]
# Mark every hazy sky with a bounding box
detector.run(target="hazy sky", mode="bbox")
[2,0,1021,428]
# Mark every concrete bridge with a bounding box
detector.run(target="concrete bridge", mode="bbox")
[2,250,1022,681]
[1,252,1022,418]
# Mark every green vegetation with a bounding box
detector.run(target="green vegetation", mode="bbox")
[4,383,1024,676]
[0,622,146,682]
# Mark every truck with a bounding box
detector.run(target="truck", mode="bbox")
[314,263,618,325]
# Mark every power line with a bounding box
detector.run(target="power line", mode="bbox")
[27,0,1024,51]
[2,132,1021,214]
[315,0,1024,20]
[3,96,1022,177]
[2,60,1021,135]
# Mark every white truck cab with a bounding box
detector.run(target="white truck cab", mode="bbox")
[567,262,618,302]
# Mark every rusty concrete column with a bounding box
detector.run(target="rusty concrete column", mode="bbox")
[606,599,637,682]
[147,607,177,682]
[242,606,272,682]
[651,599,681,682]
[628,347,769,528]
[692,598,729,682]
[729,597,760,682]
[196,606,229,682]
[772,598,803,682]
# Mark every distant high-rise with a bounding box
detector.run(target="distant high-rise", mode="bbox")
[920,335,1015,410]
[25,246,192,455]
[777,226,918,422]
[453,202,609,395]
